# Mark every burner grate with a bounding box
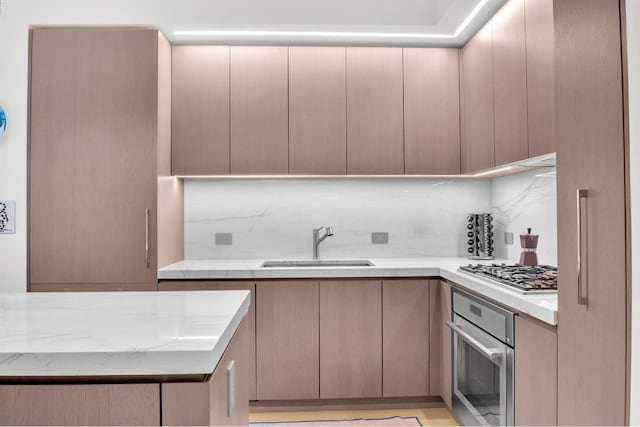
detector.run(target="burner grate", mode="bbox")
[459,263,558,292]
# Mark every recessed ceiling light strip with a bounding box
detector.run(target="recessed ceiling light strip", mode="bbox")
[174,0,487,40]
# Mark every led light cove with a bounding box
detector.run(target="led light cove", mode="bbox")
[174,0,489,40]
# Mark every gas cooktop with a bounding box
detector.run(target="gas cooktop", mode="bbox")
[459,263,558,293]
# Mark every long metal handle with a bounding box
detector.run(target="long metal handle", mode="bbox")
[576,189,588,306]
[446,321,503,363]
[145,208,150,268]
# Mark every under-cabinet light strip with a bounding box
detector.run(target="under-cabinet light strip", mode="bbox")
[173,0,488,40]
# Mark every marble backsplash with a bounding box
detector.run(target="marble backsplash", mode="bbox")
[491,168,558,266]
[184,179,492,259]
[183,170,558,264]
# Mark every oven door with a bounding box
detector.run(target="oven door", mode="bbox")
[448,314,513,427]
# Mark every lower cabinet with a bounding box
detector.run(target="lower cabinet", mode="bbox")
[514,314,557,426]
[320,280,383,398]
[382,279,430,397]
[159,281,257,401]
[428,280,452,408]
[256,281,320,400]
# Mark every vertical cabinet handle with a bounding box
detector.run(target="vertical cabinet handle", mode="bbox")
[145,208,150,268]
[576,189,588,306]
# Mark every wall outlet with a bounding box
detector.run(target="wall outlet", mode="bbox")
[215,232,233,245]
[504,231,514,245]
[371,232,389,244]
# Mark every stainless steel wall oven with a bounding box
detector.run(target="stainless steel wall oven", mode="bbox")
[447,288,515,426]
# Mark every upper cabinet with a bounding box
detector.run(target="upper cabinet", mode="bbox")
[29,29,182,289]
[172,46,230,176]
[346,48,404,175]
[461,0,555,173]
[403,49,461,174]
[289,47,347,175]
[525,0,555,157]
[230,47,289,174]
[460,24,495,173]
[492,0,529,165]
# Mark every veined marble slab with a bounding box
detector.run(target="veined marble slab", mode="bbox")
[159,257,557,325]
[0,291,250,377]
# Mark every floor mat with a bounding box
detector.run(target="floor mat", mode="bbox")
[250,416,423,426]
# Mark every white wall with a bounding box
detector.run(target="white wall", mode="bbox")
[626,0,640,423]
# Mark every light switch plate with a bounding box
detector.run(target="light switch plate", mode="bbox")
[215,232,233,245]
[504,231,514,245]
[0,200,15,234]
[371,232,389,244]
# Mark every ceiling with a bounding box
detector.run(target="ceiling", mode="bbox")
[162,0,507,47]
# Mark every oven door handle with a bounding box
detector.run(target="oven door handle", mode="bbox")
[446,321,504,363]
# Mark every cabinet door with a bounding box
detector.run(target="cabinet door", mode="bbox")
[403,49,460,174]
[158,281,257,401]
[346,48,404,174]
[460,24,495,173]
[230,47,289,174]
[172,46,230,175]
[256,281,320,400]
[433,281,452,408]
[289,47,347,175]
[492,0,529,165]
[382,279,429,397]
[514,315,557,426]
[524,0,555,157]
[320,280,382,398]
[555,0,627,424]
[29,29,158,285]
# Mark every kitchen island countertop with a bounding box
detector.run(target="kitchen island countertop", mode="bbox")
[0,290,250,377]
[159,257,557,325]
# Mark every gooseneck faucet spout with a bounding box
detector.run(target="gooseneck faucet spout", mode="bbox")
[312,226,334,260]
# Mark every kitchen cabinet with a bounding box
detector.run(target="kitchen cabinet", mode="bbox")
[320,280,382,398]
[172,46,230,175]
[255,281,320,400]
[289,47,347,175]
[162,318,250,426]
[382,279,430,397]
[29,28,182,289]
[158,280,257,401]
[524,0,555,157]
[230,47,289,174]
[555,0,628,424]
[460,24,495,173]
[346,48,404,174]
[492,0,529,165]
[403,49,460,174]
[514,314,557,426]
[429,280,452,408]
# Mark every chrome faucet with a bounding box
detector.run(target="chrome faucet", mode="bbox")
[312,226,334,260]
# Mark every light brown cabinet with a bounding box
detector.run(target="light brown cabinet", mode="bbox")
[230,47,289,174]
[555,0,628,424]
[159,281,257,401]
[289,47,347,175]
[320,280,382,398]
[172,46,230,175]
[429,280,452,408]
[460,24,495,173]
[403,49,460,174]
[524,0,555,157]
[255,281,320,400]
[492,0,529,165]
[29,28,182,289]
[382,279,430,397]
[346,48,404,174]
[514,314,557,426]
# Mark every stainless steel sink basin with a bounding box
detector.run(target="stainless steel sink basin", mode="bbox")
[261,260,375,268]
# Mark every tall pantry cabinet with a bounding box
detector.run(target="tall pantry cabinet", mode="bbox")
[555,0,629,424]
[29,28,183,290]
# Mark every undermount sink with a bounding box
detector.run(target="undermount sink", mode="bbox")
[261,259,375,268]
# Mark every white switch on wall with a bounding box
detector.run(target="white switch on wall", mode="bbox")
[0,200,15,234]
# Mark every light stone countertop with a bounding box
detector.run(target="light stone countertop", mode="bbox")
[0,290,250,377]
[159,257,558,325]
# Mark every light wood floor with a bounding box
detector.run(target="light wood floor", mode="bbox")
[249,407,459,426]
